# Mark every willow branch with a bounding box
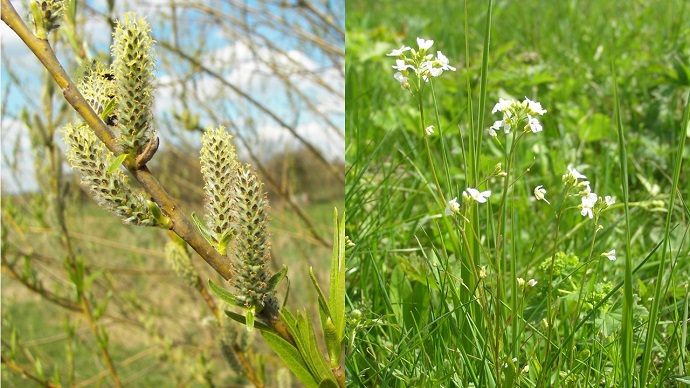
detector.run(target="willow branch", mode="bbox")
[1,0,233,281]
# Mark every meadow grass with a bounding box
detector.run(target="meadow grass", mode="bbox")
[345,1,689,386]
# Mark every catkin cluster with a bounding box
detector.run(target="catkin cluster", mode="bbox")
[200,127,238,252]
[63,124,164,227]
[62,12,167,228]
[200,127,278,314]
[227,165,278,313]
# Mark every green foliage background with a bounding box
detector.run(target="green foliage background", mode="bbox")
[346,0,689,386]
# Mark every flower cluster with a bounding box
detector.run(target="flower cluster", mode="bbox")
[387,37,456,90]
[489,97,547,137]
[562,166,615,219]
[445,187,492,216]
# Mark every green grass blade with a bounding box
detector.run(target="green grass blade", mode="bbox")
[639,91,689,386]
[612,56,634,388]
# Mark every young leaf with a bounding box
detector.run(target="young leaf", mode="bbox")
[107,153,128,175]
[261,331,319,388]
[329,209,346,342]
[224,310,274,332]
[309,266,331,320]
[267,265,288,292]
[208,279,241,307]
[324,317,340,368]
[245,307,256,332]
[192,212,215,248]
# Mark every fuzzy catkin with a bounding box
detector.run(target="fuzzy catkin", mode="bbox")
[63,123,162,227]
[200,126,237,248]
[80,61,117,126]
[164,241,200,288]
[228,165,278,313]
[111,12,156,154]
[31,0,65,35]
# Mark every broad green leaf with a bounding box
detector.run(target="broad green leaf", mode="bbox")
[261,331,319,388]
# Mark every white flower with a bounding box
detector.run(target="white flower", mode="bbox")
[445,197,460,215]
[568,166,587,180]
[534,185,550,204]
[419,60,433,82]
[417,37,434,51]
[517,277,525,287]
[435,51,456,71]
[492,98,513,114]
[526,115,543,133]
[527,279,538,287]
[522,365,530,373]
[490,120,511,135]
[488,127,498,137]
[425,125,434,135]
[524,97,547,115]
[429,66,443,78]
[393,72,409,89]
[387,45,411,56]
[604,196,615,206]
[392,59,412,72]
[602,249,616,261]
[579,192,597,219]
[479,266,487,279]
[463,187,491,204]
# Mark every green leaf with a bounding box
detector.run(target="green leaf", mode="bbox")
[101,98,117,122]
[329,209,346,345]
[93,291,112,321]
[671,375,690,384]
[223,310,274,332]
[261,331,319,388]
[245,307,255,332]
[324,317,340,368]
[207,279,242,306]
[29,2,47,39]
[267,265,288,292]
[191,212,215,248]
[107,153,128,175]
[295,310,332,382]
[577,112,610,143]
[148,200,172,229]
[319,379,340,388]
[309,266,331,324]
[215,231,233,255]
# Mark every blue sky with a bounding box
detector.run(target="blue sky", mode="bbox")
[1,0,344,193]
